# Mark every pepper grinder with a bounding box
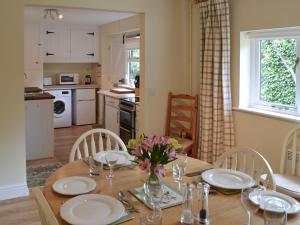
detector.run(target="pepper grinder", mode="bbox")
[197,182,210,224]
[180,183,195,224]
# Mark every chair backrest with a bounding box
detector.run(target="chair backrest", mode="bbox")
[69,128,127,162]
[280,127,300,176]
[214,147,276,190]
[32,187,59,225]
[165,92,198,141]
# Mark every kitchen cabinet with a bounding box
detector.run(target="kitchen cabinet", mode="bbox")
[25,99,54,160]
[24,23,43,88]
[70,28,99,62]
[43,25,99,63]
[105,96,120,135]
[43,25,70,62]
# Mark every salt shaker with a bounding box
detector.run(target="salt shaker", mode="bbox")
[180,183,195,224]
[196,182,210,224]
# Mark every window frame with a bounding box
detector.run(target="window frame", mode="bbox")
[126,48,140,83]
[249,33,300,116]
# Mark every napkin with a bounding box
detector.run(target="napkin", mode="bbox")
[108,211,134,225]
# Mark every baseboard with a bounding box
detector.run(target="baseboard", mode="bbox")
[0,183,29,200]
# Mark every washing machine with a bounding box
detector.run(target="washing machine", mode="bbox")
[45,89,72,128]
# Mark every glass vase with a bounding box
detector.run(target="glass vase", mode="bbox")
[143,170,163,224]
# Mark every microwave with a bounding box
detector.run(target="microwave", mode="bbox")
[59,73,79,85]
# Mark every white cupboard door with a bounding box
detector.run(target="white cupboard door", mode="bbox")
[105,104,119,136]
[70,29,98,62]
[43,26,70,62]
[109,36,126,83]
[25,100,54,160]
[24,23,42,71]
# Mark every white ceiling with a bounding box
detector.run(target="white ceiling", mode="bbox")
[24,6,137,26]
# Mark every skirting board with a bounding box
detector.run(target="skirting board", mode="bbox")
[0,183,29,200]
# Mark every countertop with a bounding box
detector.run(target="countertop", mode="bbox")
[24,92,55,101]
[24,86,55,101]
[43,84,100,90]
[98,90,135,99]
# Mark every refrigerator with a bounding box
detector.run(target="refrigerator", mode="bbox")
[72,89,96,125]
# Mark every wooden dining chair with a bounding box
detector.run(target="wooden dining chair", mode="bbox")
[165,92,198,158]
[214,147,276,190]
[69,128,127,162]
[32,187,59,225]
[261,127,300,198]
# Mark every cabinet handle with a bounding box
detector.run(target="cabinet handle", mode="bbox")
[46,30,55,34]
[87,53,94,56]
[46,52,55,56]
[87,32,95,36]
[35,61,39,64]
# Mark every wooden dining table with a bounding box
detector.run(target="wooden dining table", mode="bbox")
[44,157,300,225]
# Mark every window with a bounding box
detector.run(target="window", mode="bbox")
[127,48,140,83]
[249,30,300,116]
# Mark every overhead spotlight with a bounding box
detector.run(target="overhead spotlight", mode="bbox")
[44,9,63,20]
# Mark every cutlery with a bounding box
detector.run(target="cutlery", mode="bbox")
[118,191,140,213]
[185,168,212,177]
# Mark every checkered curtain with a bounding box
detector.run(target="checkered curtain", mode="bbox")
[196,0,234,163]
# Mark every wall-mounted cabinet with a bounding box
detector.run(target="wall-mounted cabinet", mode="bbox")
[43,25,99,63]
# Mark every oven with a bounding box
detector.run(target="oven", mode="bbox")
[119,98,136,145]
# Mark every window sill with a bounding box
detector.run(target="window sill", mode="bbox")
[233,107,300,123]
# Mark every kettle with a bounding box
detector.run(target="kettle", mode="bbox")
[85,75,92,85]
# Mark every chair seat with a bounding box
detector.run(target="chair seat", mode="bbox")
[175,137,194,151]
[261,173,300,199]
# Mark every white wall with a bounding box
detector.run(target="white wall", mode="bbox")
[0,0,188,199]
[230,0,300,172]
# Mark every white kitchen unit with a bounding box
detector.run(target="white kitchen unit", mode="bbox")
[24,23,43,88]
[43,25,70,62]
[25,99,54,160]
[72,89,96,125]
[105,96,120,135]
[43,25,99,63]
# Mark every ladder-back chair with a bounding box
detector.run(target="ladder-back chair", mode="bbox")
[69,128,127,162]
[165,92,198,158]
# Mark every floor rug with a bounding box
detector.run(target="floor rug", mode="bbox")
[27,162,63,188]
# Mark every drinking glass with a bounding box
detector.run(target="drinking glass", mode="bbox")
[172,153,187,182]
[105,152,118,179]
[88,156,102,176]
[263,198,287,225]
[241,187,263,225]
[142,179,164,225]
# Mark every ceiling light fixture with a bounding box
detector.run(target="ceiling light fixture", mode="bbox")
[44,9,63,20]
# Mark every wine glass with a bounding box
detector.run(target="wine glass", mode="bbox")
[263,198,287,225]
[105,152,118,179]
[173,153,188,182]
[143,180,164,224]
[241,187,263,225]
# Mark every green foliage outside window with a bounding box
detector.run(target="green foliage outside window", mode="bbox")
[260,39,296,106]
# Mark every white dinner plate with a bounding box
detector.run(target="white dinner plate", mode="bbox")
[250,190,300,214]
[52,176,96,195]
[60,194,125,225]
[94,150,133,165]
[201,168,256,190]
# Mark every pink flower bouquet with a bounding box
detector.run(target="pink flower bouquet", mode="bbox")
[127,134,181,177]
